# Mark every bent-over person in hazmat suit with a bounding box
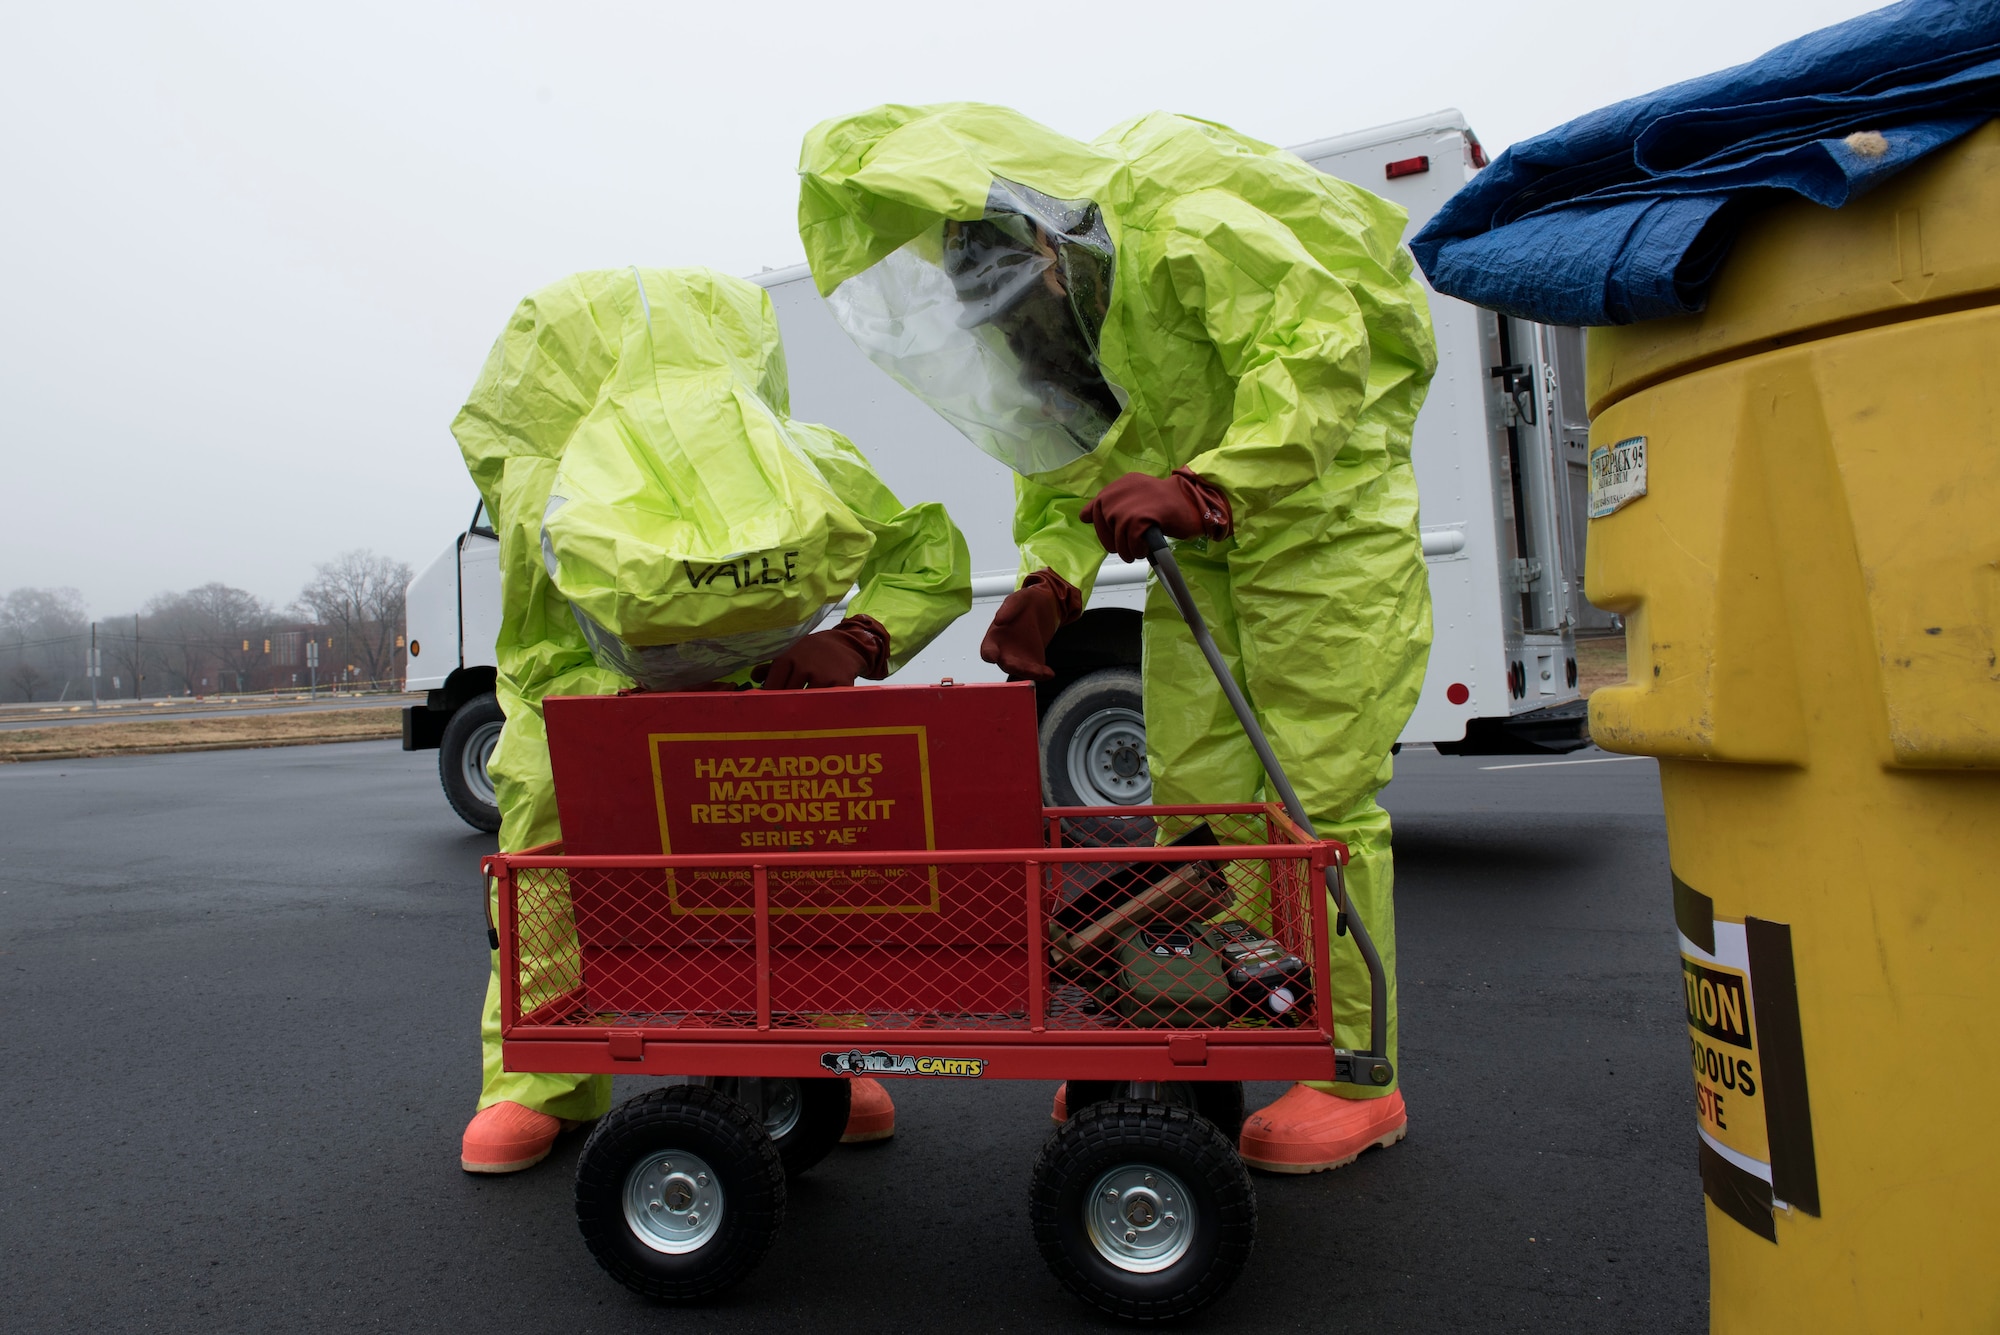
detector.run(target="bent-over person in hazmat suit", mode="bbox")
[453,266,971,1173]
[798,104,1435,1173]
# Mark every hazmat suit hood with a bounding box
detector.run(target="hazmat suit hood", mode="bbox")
[462,267,875,693]
[453,264,971,862]
[799,103,1135,477]
[798,104,1436,516]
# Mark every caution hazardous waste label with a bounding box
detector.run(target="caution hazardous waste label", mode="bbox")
[1683,956,1768,1163]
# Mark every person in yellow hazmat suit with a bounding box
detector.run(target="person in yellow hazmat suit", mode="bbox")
[452,266,971,1173]
[798,104,1435,1172]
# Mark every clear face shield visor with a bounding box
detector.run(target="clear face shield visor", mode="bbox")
[825,179,1125,477]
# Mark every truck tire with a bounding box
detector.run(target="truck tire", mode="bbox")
[439,692,504,833]
[1040,667,1150,807]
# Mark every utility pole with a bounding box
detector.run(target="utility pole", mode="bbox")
[307,638,318,700]
[89,622,99,712]
[133,613,142,699]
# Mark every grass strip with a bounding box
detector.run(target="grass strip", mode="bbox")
[0,709,402,763]
[1574,635,1627,698]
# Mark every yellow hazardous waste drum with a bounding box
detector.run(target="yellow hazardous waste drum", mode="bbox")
[1585,121,2000,1331]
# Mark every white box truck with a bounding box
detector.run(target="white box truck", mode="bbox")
[406,110,1597,832]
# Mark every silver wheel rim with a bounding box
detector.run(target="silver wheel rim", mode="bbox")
[1084,1163,1193,1273]
[462,720,502,808]
[761,1080,801,1140]
[623,1149,722,1254]
[1066,707,1150,806]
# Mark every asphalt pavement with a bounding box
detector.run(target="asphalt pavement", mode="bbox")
[0,740,1702,1333]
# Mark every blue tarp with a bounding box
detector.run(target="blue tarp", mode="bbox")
[1410,0,2000,325]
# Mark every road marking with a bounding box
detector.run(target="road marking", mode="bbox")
[1479,755,1651,771]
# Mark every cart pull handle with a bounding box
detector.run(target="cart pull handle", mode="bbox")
[1142,526,1390,1067]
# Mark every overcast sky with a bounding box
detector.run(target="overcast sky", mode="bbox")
[1,0,1879,617]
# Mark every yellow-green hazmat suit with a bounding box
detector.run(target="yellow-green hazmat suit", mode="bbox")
[452,266,971,1118]
[798,105,1434,1094]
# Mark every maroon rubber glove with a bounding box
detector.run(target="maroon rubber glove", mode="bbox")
[1078,468,1233,561]
[754,615,891,690]
[979,568,1081,682]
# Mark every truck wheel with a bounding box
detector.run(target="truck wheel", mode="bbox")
[1041,667,1150,807]
[1030,1100,1255,1321]
[711,1077,850,1178]
[439,692,504,833]
[575,1085,786,1301]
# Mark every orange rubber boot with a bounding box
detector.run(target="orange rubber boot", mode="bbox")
[1051,1082,1069,1124]
[461,1101,566,1174]
[1238,1084,1407,1174]
[841,1077,895,1143]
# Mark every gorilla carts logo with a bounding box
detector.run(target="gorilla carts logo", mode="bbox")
[820,1047,987,1078]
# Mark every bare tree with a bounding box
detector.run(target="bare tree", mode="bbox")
[187,583,273,693]
[0,587,88,703]
[138,585,275,695]
[3,655,48,701]
[99,613,162,699]
[294,550,412,688]
[143,591,211,694]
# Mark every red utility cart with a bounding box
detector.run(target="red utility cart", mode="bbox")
[488,533,1393,1322]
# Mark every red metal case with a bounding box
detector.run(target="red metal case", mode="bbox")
[546,681,1043,857]
[543,682,1046,1019]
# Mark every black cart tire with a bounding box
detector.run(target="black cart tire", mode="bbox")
[1041,668,1149,807]
[575,1085,786,1301]
[713,1077,850,1178]
[1191,1082,1246,1142]
[439,692,504,834]
[1063,1082,1244,1141]
[1065,1080,1124,1118]
[1030,1099,1255,1321]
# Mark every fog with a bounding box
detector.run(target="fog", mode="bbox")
[0,0,1878,613]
